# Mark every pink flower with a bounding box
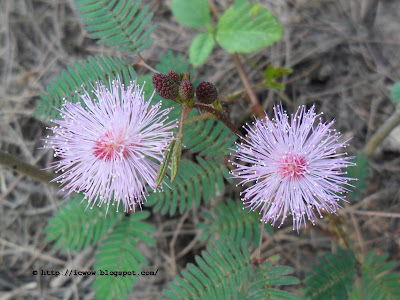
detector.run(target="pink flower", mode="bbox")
[44,77,176,212]
[231,104,355,231]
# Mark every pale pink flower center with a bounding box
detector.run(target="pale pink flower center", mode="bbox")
[277,153,307,179]
[93,131,130,161]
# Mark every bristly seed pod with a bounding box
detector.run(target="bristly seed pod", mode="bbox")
[152,73,179,100]
[179,80,194,100]
[167,70,181,83]
[196,81,218,104]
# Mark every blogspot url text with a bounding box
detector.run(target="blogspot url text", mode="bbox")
[32,269,158,277]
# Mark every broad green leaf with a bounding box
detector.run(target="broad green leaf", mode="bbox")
[390,82,400,106]
[189,32,215,66]
[234,0,246,6]
[216,2,283,53]
[171,0,211,28]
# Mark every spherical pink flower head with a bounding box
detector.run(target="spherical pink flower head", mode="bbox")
[44,77,176,212]
[231,104,355,231]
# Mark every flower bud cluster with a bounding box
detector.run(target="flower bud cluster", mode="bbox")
[152,71,218,106]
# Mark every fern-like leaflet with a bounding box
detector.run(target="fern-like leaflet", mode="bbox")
[93,211,156,300]
[198,198,273,246]
[34,55,136,120]
[304,247,400,299]
[44,196,121,251]
[75,0,156,53]
[303,248,356,299]
[145,158,231,215]
[161,240,300,300]
[184,119,237,158]
[353,250,400,299]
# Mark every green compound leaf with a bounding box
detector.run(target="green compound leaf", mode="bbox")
[347,152,369,200]
[156,50,193,75]
[44,195,122,252]
[198,198,273,246]
[171,0,211,28]
[189,32,215,66]
[303,248,356,299]
[216,2,283,53]
[353,250,400,300]
[93,211,156,300]
[390,82,400,107]
[160,240,300,300]
[145,158,231,216]
[34,55,136,121]
[183,118,237,158]
[75,0,156,53]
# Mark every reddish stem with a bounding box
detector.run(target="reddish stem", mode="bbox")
[194,103,244,138]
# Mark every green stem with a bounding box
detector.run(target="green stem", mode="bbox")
[184,113,215,125]
[364,109,400,157]
[0,150,57,187]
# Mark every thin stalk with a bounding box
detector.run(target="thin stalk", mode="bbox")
[184,112,215,125]
[194,102,244,138]
[136,54,158,73]
[364,109,400,157]
[208,0,221,19]
[0,150,57,187]
[231,54,265,118]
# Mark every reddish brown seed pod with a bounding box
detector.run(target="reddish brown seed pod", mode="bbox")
[179,80,194,100]
[152,73,179,100]
[195,81,218,104]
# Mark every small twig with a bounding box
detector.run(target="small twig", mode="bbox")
[231,54,265,118]
[0,150,57,187]
[342,209,400,218]
[349,211,366,256]
[364,109,400,157]
[184,112,215,125]
[255,224,265,260]
[0,237,66,265]
[271,88,294,109]
[136,54,158,73]
[0,282,37,300]
[169,210,190,275]
[208,0,221,19]
[222,82,266,103]
[194,102,244,138]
